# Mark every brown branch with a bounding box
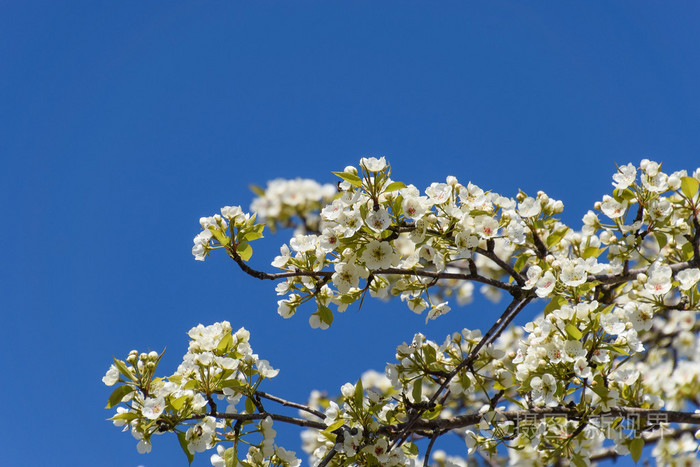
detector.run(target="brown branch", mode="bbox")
[590,427,697,462]
[381,407,700,434]
[691,213,700,267]
[255,390,325,419]
[226,244,519,293]
[317,447,337,467]
[423,429,442,467]
[590,260,698,286]
[188,411,326,430]
[474,245,526,287]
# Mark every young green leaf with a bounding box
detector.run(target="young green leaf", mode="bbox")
[318,305,333,326]
[177,431,195,465]
[217,333,233,353]
[354,378,364,409]
[332,171,363,187]
[565,324,583,340]
[384,181,406,193]
[680,176,699,199]
[105,385,134,409]
[237,242,253,261]
[630,437,644,463]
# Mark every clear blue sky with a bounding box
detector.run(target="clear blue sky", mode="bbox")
[2,2,699,466]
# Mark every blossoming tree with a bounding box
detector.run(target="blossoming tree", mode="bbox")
[104,157,700,466]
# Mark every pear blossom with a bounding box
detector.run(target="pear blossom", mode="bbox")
[426,301,451,323]
[289,234,317,252]
[535,271,556,297]
[677,268,700,290]
[366,207,392,232]
[142,396,166,420]
[612,163,637,189]
[518,197,541,218]
[332,261,367,293]
[103,364,119,386]
[600,195,627,219]
[360,156,387,172]
[361,239,396,269]
[186,416,217,453]
[474,215,499,239]
[645,263,673,295]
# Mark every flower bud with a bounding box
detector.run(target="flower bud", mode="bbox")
[344,166,357,175]
[148,351,159,361]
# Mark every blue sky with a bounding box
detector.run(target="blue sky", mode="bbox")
[2,2,700,466]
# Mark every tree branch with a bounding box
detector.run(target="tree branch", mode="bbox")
[383,407,700,434]
[188,411,327,430]
[255,390,325,419]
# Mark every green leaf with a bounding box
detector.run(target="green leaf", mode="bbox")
[514,254,531,273]
[170,394,189,411]
[654,232,668,250]
[412,379,422,403]
[223,447,237,467]
[220,379,245,390]
[243,231,264,241]
[332,171,363,187]
[607,344,629,356]
[105,385,134,409]
[422,344,437,364]
[177,431,195,465]
[354,378,364,409]
[590,383,609,399]
[236,242,253,261]
[245,396,256,414]
[565,324,582,340]
[249,184,266,197]
[422,404,442,420]
[323,419,345,434]
[682,242,694,261]
[210,228,230,245]
[571,453,587,467]
[583,246,606,259]
[384,181,406,193]
[318,305,333,326]
[108,411,138,423]
[544,296,567,316]
[630,437,644,463]
[681,176,699,199]
[613,187,636,202]
[546,228,569,248]
[113,358,135,381]
[402,442,419,457]
[183,379,198,390]
[217,333,233,353]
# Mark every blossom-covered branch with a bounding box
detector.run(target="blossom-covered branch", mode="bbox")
[105,157,700,466]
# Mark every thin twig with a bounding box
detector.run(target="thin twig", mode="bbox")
[255,390,325,419]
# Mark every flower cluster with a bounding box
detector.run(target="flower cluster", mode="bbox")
[104,322,300,466]
[250,177,337,234]
[109,157,700,465]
